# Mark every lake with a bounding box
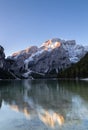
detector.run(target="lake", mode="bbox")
[0,79,88,130]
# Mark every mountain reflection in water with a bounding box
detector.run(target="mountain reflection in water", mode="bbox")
[0,80,88,130]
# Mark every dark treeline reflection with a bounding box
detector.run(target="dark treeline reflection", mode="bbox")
[0,80,88,127]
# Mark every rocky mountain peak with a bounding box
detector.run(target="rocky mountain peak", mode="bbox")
[0,45,5,68]
[63,40,76,46]
[12,46,38,58]
[0,45,4,52]
[41,38,77,51]
[41,38,61,50]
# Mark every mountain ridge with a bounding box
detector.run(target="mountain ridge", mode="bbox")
[7,38,88,79]
[0,38,88,79]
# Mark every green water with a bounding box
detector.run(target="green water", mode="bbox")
[0,79,88,130]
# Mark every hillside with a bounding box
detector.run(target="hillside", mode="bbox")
[59,53,88,79]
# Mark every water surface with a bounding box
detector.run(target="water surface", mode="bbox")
[0,80,88,130]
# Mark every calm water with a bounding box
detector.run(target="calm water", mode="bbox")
[0,80,88,130]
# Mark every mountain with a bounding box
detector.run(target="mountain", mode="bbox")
[0,45,16,79]
[0,45,5,68]
[59,52,88,79]
[7,38,88,79]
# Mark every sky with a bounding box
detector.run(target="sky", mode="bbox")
[0,0,88,56]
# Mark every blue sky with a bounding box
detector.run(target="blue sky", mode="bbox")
[0,0,88,56]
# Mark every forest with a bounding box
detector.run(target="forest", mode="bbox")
[59,53,88,79]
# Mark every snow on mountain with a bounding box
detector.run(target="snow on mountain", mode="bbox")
[41,38,88,63]
[62,41,87,63]
[7,38,88,78]
[10,38,88,64]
